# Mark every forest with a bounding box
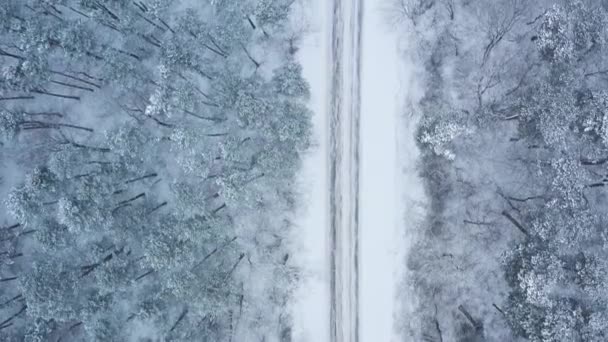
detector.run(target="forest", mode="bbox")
[402,0,608,341]
[0,0,310,341]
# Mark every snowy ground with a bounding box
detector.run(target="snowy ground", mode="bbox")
[359,7,427,338]
[290,0,331,341]
[392,22,428,342]
[359,1,401,340]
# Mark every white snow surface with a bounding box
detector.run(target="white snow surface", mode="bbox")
[359,1,401,341]
[359,4,427,340]
[290,0,331,341]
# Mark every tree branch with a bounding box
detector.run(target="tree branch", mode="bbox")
[501,210,529,236]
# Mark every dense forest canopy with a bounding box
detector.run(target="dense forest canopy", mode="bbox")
[400,0,608,341]
[0,0,311,341]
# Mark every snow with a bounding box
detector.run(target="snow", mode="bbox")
[290,0,330,341]
[359,1,425,341]
[359,1,400,341]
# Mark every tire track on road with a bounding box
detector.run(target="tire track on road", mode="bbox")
[328,0,344,338]
[329,0,362,341]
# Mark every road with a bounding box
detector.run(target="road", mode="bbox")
[328,0,362,340]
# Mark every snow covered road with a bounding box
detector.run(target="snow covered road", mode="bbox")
[294,0,408,341]
[329,0,405,341]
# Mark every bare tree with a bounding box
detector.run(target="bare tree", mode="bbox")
[389,0,436,26]
[479,0,527,66]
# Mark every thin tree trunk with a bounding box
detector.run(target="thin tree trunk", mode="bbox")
[0,305,27,329]
[67,6,90,18]
[0,294,23,309]
[0,277,18,282]
[1,224,20,231]
[581,156,608,165]
[134,269,154,281]
[207,34,229,57]
[434,319,443,342]
[183,109,223,121]
[98,20,123,34]
[228,310,234,342]
[492,303,506,316]
[247,16,257,29]
[23,111,63,118]
[50,70,101,89]
[0,229,36,242]
[135,12,165,32]
[20,229,35,237]
[116,192,146,206]
[69,141,110,152]
[240,43,260,68]
[158,18,174,33]
[69,322,83,331]
[243,173,264,186]
[0,49,25,60]
[169,308,188,332]
[93,0,120,21]
[86,160,113,165]
[458,305,480,329]
[147,201,167,215]
[110,47,140,61]
[203,43,228,58]
[125,173,157,184]
[133,1,148,13]
[50,80,94,92]
[177,73,214,100]
[193,236,237,269]
[32,89,80,101]
[21,121,94,133]
[204,192,220,200]
[77,72,103,81]
[81,253,113,277]
[0,96,35,101]
[223,253,246,282]
[212,203,227,215]
[433,304,443,342]
[141,34,162,48]
[26,4,64,22]
[505,194,544,202]
[501,210,529,236]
